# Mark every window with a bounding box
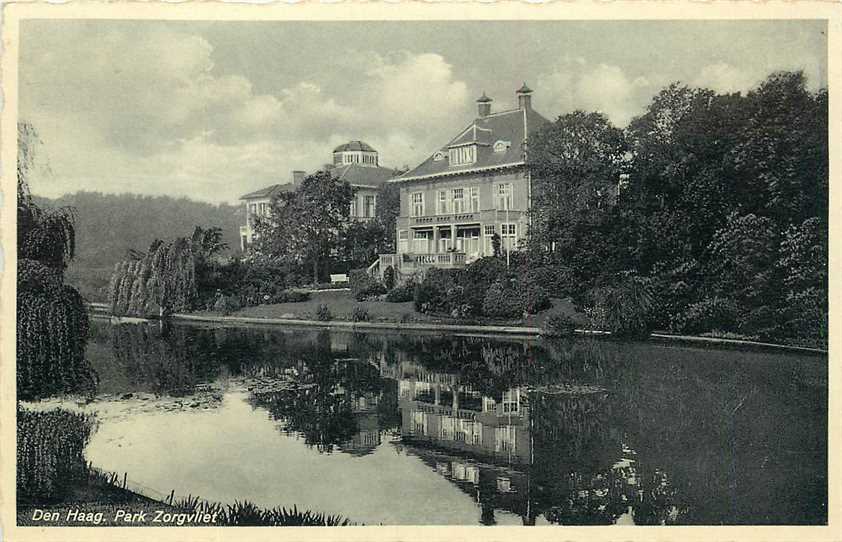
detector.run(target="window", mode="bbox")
[350,197,358,217]
[249,203,258,216]
[502,224,517,237]
[437,190,449,215]
[364,195,376,218]
[484,225,496,236]
[411,192,425,217]
[452,188,465,213]
[497,183,513,210]
[449,145,476,166]
[433,151,445,161]
[470,187,479,212]
[493,140,511,153]
[258,202,268,216]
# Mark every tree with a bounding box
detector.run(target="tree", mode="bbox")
[253,171,354,284]
[108,236,197,318]
[17,122,95,400]
[374,179,402,252]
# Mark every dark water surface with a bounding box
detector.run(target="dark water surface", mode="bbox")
[72,318,826,525]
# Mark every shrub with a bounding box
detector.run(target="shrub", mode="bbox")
[349,269,386,301]
[525,265,576,298]
[383,265,396,290]
[213,294,241,316]
[584,273,655,339]
[315,304,332,321]
[352,306,370,322]
[673,297,739,334]
[400,313,413,324]
[522,283,551,314]
[543,313,577,338]
[386,279,416,303]
[482,281,524,319]
[414,268,461,314]
[17,407,96,503]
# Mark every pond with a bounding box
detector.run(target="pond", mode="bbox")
[57,318,828,525]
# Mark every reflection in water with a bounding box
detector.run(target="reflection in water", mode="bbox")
[75,319,827,525]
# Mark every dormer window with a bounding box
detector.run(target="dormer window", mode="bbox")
[493,140,511,153]
[449,145,476,166]
[433,151,445,161]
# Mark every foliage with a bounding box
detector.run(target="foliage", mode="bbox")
[108,237,197,317]
[385,278,416,303]
[17,122,96,401]
[315,304,332,321]
[383,265,395,290]
[543,313,577,338]
[17,407,96,503]
[352,306,370,322]
[522,283,552,314]
[528,110,627,250]
[374,180,402,252]
[482,281,525,319]
[349,268,386,301]
[525,72,828,346]
[672,297,739,334]
[213,294,242,316]
[523,264,576,298]
[584,273,655,338]
[252,171,354,283]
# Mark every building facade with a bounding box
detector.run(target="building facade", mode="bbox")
[239,141,394,251]
[379,84,549,277]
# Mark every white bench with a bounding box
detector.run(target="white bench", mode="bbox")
[330,273,349,284]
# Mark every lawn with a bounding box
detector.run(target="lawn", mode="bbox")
[210,289,588,328]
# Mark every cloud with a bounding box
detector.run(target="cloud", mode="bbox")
[21,27,470,203]
[537,60,659,126]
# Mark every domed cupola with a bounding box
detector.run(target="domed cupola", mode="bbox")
[333,140,379,167]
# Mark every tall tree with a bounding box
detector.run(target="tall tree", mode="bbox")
[253,171,353,283]
[17,122,96,400]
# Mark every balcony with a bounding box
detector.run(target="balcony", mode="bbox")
[402,252,466,268]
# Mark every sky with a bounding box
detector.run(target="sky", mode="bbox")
[20,19,827,204]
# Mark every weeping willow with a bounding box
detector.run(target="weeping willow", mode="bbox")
[108,237,197,317]
[17,122,96,401]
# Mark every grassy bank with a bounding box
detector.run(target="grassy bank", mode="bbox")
[200,289,587,329]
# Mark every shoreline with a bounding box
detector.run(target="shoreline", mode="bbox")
[89,304,827,356]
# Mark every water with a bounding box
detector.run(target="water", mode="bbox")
[65,318,827,525]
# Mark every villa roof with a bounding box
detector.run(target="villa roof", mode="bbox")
[391,107,550,183]
[240,165,394,200]
[239,183,294,200]
[334,140,376,153]
[332,164,395,189]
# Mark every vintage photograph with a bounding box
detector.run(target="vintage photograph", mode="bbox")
[6,9,831,536]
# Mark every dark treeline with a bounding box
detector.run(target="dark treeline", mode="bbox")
[33,191,243,301]
[526,71,827,347]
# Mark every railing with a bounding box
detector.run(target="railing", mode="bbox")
[401,252,466,267]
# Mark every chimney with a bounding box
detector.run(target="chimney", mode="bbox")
[292,170,306,187]
[516,82,533,110]
[477,92,492,118]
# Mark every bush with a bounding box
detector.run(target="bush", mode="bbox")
[383,266,395,290]
[413,268,461,314]
[673,297,739,334]
[213,294,241,316]
[543,313,577,338]
[315,304,332,321]
[386,279,416,303]
[349,269,386,301]
[522,283,551,314]
[17,407,96,504]
[352,307,370,322]
[584,273,655,339]
[524,265,576,298]
[482,281,524,319]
